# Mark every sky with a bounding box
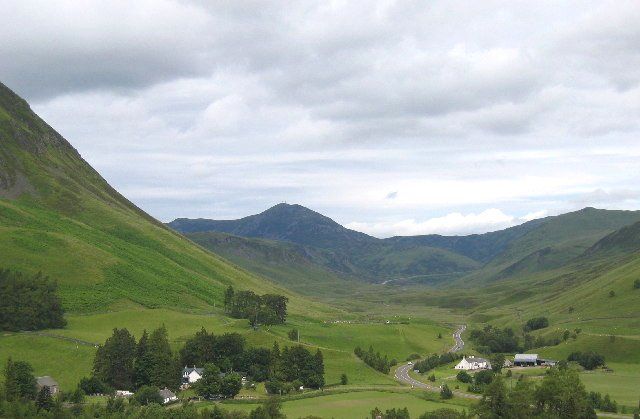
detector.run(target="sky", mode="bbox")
[2,0,640,237]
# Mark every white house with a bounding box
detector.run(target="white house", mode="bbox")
[454,356,491,370]
[159,388,178,404]
[182,366,204,384]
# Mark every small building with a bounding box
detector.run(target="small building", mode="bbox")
[36,376,59,395]
[454,356,491,370]
[182,366,204,384]
[514,354,538,366]
[159,387,178,404]
[115,390,133,398]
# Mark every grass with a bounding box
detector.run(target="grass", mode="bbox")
[217,390,468,418]
[0,307,455,391]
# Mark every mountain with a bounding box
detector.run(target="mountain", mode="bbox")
[171,204,484,283]
[0,82,307,313]
[170,203,379,252]
[170,204,640,287]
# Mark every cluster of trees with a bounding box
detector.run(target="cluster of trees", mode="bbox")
[474,367,600,418]
[469,325,520,354]
[224,286,288,326]
[523,316,549,332]
[568,351,606,370]
[523,333,561,351]
[91,326,181,392]
[589,391,618,413]
[192,365,243,400]
[266,342,325,394]
[467,370,496,393]
[413,352,461,373]
[354,346,396,374]
[180,329,249,375]
[0,269,66,331]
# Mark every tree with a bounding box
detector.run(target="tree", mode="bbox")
[134,330,152,388]
[562,330,571,341]
[0,269,66,332]
[78,376,112,395]
[456,371,472,383]
[288,328,299,341]
[220,373,243,398]
[340,373,348,385]
[568,351,605,370]
[534,368,596,418]
[474,370,494,386]
[134,385,162,405]
[609,290,616,297]
[634,279,640,289]
[476,376,507,417]
[437,333,443,339]
[490,353,505,374]
[524,317,549,332]
[35,386,53,411]
[249,396,286,419]
[224,285,235,313]
[93,328,136,389]
[4,358,37,401]
[440,384,453,399]
[194,364,222,399]
[147,326,179,390]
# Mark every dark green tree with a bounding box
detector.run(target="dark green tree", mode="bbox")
[3,358,37,401]
[134,329,152,388]
[35,386,53,411]
[220,373,243,398]
[93,328,136,390]
[147,326,179,389]
[440,384,453,399]
[340,373,348,385]
[249,396,286,419]
[490,353,505,374]
[194,364,222,399]
[134,385,162,405]
[288,328,299,341]
[224,285,235,313]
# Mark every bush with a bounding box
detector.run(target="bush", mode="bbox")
[440,384,453,399]
[474,370,494,386]
[568,352,605,370]
[414,352,462,373]
[524,317,549,332]
[469,326,520,353]
[634,279,640,289]
[428,374,436,382]
[456,371,472,383]
[340,374,348,385]
[134,385,162,405]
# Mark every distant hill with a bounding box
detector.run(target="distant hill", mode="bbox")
[0,82,313,313]
[170,204,640,286]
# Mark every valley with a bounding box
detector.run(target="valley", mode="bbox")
[1,80,640,417]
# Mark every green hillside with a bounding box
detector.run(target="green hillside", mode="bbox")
[0,82,327,315]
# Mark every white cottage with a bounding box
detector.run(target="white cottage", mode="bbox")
[159,387,178,404]
[454,356,490,370]
[182,366,204,384]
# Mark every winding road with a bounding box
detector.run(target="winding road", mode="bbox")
[393,325,481,399]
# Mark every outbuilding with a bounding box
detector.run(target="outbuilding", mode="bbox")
[514,354,538,366]
[159,388,178,404]
[36,376,59,396]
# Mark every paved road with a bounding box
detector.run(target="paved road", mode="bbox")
[394,325,480,399]
[449,324,466,353]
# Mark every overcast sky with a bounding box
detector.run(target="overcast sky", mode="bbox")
[2,1,640,237]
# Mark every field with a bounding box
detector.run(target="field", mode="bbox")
[217,390,470,418]
[0,306,454,392]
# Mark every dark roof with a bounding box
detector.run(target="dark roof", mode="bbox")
[159,388,176,399]
[36,376,58,387]
[183,366,204,374]
[465,356,488,363]
[514,354,538,362]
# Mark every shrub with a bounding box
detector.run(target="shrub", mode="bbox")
[440,384,453,399]
[456,371,472,383]
[634,279,640,289]
[568,352,605,370]
[340,374,348,385]
[134,385,162,405]
[524,317,549,332]
[474,370,494,386]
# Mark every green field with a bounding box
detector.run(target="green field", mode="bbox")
[218,390,469,418]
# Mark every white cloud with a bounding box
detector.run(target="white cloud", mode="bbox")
[346,208,552,237]
[2,1,640,229]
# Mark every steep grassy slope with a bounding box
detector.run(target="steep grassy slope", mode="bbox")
[0,82,330,315]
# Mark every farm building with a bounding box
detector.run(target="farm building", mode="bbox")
[36,376,59,395]
[514,354,538,366]
[454,356,491,370]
